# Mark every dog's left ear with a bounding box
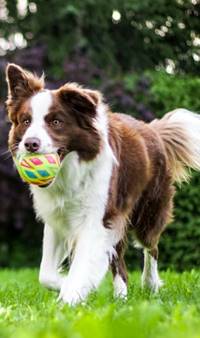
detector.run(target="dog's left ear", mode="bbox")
[59,84,102,118]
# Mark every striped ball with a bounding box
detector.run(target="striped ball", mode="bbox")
[14,153,60,186]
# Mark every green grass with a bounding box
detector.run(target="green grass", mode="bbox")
[1,269,200,338]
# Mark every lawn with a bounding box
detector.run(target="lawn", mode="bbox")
[1,269,200,338]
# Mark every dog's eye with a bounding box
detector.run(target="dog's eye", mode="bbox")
[23,119,31,126]
[51,119,61,127]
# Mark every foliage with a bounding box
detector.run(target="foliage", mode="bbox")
[1,269,200,338]
[147,71,200,116]
[1,0,200,76]
[157,173,200,270]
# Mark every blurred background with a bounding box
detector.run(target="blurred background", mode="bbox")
[0,0,200,270]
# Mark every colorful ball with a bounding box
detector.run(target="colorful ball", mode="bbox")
[14,153,60,186]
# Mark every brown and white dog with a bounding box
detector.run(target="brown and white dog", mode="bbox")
[6,63,200,305]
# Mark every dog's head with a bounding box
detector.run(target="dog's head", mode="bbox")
[6,63,104,161]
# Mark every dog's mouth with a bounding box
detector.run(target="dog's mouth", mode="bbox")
[57,147,68,162]
[39,149,66,189]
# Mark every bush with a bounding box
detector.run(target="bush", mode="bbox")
[160,172,200,270]
[2,0,200,75]
[148,71,200,116]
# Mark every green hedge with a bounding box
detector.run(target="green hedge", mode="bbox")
[160,172,200,270]
[148,71,200,116]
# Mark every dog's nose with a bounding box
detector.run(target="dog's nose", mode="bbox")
[24,137,41,153]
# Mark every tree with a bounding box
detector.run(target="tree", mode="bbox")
[1,0,199,76]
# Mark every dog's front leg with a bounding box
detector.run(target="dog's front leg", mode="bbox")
[58,222,110,305]
[39,224,65,291]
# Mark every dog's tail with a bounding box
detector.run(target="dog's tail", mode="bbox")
[151,109,200,184]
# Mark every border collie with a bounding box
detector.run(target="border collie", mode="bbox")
[6,63,200,305]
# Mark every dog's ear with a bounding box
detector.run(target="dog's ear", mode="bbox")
[83,89,102,106]
[6,63,44,100]
[59,84,102,119]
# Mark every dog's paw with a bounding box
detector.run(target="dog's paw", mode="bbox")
[58,289,82,306]
[58,279,89,306]
[142,276,164,293]
[113,275,128,299]
[39,273,64,291]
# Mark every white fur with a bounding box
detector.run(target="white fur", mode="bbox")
[113,274,127,299]
[39,224,65,290]
[30,103,122,305]
[167,108,200,171]
[18,91,56,155]
[142,249,163,292]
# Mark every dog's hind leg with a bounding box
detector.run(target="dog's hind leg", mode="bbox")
[111,241,128,299]
[132,170,175,292]
[39,224,65,291]
[141,247,163,292]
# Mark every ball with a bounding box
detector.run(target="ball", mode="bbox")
[14,153,60,186]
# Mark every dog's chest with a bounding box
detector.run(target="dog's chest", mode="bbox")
[31,151,112,235]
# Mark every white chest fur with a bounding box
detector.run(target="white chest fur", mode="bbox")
[31,145,114,243]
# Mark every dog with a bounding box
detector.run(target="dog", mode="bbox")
[6,63,200,305]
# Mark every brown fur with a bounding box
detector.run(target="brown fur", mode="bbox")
[111,241,128,284]
[8,99,33,154]
[6,64,44,124]
[103,114,175,282]
[43,88,102,161]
